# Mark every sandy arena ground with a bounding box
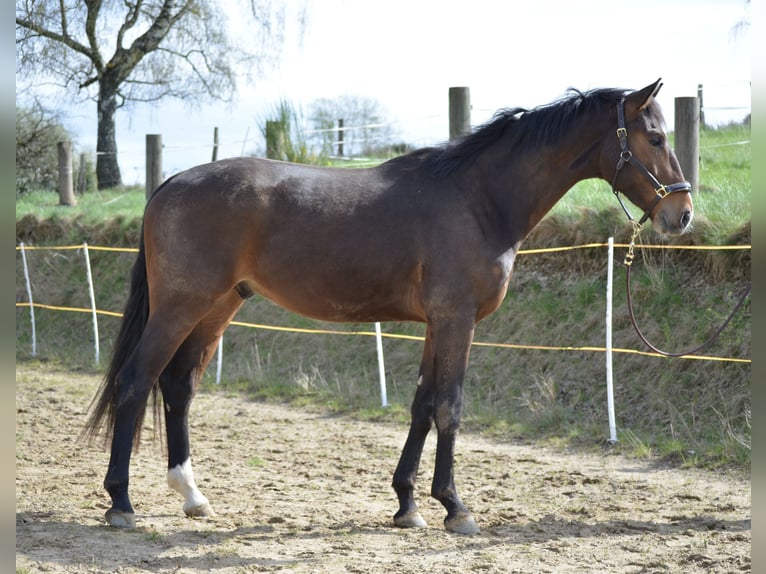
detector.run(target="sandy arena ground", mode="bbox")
[16,363,750,573]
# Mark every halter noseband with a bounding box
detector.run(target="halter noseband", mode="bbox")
[610,97,691,227]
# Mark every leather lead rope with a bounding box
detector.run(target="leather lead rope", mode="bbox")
[624,231,751,358]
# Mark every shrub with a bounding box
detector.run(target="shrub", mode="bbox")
[16,101,71,196]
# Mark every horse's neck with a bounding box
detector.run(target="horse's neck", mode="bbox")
[475,124,606,245]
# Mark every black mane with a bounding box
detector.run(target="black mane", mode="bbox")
[386,87,628,177]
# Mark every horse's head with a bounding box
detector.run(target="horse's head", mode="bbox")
[601,79,694,236]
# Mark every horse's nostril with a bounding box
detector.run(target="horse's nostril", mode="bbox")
[681,209,692,228]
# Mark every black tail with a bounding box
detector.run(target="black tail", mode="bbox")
[83,228,158,449]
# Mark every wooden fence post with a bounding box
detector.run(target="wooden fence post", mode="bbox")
[57,141,76,206]
[674,97,700,192]
[76,152,88,195]
[337,119,344,157]
[212,127,219,162]
[146,134,162,200]
[449,87,471,141]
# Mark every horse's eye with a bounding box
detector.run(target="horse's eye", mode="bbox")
[650,135,665,148]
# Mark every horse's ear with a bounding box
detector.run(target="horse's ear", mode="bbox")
[625,78,663,114]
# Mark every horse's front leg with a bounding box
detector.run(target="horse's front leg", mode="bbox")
[429,316,480,535]
[392,329,435,528]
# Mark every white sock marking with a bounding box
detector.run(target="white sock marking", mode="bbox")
[167,459,210,514]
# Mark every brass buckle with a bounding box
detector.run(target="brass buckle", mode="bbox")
[616,127,628,139]
[655,185,669,199]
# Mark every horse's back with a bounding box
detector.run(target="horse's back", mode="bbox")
[149,157,406,224]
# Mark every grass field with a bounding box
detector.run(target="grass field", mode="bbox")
[16,123,751,469]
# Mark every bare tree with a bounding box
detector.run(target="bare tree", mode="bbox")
[732,0,750,38]
[16,0,303,189]
[308,95,395,157]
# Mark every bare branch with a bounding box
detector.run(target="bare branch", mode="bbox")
[84,0,104,72]
[152,44,234,99]
[16,16,92,60]
[105,0,195,85]
[128,0,193,57]
[80,76,98,89]
[116,0,143,49]
[59,0,68,37]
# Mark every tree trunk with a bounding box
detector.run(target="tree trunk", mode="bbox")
[96,85,123,189]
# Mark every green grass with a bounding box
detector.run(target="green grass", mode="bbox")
[15,123,750,469]
[16,185,148,224]
[694,124,751,239]
[247,457,266,468]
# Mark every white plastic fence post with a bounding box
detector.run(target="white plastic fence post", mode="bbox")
[375,322,388,407]
[606,237,617,443]
[19,242,37,357]
[82,243,100,365]
[216,335,223,384]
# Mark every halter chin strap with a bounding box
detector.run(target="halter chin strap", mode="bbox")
[610,97,692,226]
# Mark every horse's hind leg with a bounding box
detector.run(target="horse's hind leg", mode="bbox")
[392,329,435,529]
[105,309,203,528]
[160,290,244,519]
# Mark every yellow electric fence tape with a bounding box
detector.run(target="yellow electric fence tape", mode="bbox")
[16,242,751,364]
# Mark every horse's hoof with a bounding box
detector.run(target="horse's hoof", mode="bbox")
[445,512,480,535]
[184,501,214,518]
[105,509,136,529]
[393,511,427,529]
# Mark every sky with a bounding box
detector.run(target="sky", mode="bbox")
[49,0,752,184]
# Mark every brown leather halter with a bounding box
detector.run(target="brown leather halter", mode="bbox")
[610,98,750,358]
[610,97,692,229]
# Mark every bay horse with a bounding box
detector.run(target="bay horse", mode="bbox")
[85,79,692,534]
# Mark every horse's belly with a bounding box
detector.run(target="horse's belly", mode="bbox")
[246,260,426,324]
[260,285,424,323]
